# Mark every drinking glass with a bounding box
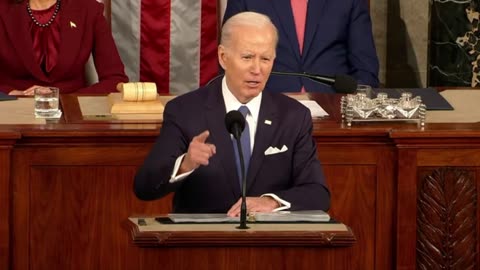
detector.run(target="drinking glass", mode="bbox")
[34,87,59,118]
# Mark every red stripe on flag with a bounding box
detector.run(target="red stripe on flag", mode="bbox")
[140,0,171,94]
[200,0,219,86]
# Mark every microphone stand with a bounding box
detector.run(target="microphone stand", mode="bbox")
[225,110,250,230]
[270,71,358,93]
[270,71,334,85]
[234,137,249,229]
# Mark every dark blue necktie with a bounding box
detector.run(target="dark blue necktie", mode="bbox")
[233,106,251,187]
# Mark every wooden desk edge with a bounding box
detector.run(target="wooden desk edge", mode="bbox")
[123,217,356,248]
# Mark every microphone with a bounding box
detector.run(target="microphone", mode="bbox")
[270,71,358,93]
[225,111,249,229]
[225,111,245,140]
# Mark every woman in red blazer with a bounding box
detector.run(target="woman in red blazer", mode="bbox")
[0,0,128,95]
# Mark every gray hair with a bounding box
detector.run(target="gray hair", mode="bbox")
[220,11,279,48]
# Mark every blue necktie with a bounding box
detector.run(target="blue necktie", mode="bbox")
[233,106,251,187]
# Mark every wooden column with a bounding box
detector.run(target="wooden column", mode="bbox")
[0,131,20,270]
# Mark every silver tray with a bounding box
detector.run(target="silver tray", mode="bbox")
[340,92,426,127]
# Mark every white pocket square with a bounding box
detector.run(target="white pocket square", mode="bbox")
[264,145,288,156]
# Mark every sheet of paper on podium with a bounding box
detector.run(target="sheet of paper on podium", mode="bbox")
[285,93,329,117]
[168,213,239,223]
[253,210,330,222]
[299,100,329,117]
[167,210,330,223]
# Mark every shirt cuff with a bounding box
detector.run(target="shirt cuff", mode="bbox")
[169,153,194,183]
[261,193,291,212]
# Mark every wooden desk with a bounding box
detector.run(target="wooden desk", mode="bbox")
[0,92,478,270]
[123,217,355,269]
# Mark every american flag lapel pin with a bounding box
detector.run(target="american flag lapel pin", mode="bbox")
[70,21,77,28]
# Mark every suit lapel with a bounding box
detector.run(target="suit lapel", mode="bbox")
[3,3,47,81]
[246,92,278,192]
[50,1,85,78]
[270,0,301,61]
[204,79,242,197]
[302,0,326,58]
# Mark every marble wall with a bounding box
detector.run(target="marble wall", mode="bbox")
[372,0,480,88]
[370,0,388,86]
[372,0,429,88]
[429,0,479,87]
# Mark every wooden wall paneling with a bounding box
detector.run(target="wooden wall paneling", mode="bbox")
[323,164,376,269]
[375,146,395,270]
[318,142,393,270]
[11,148,29,270]
[417,148,480,166]
[28,166,141,270]
[415,146,480,270]
[0,131,20,270]
[417,167,477,270]
[11,143,172,270]
[395,148,418,270]
[395,141,480,270]
[131,247,359,270]
[0,148,11,270]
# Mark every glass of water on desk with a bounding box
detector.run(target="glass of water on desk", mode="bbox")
[34,87,60,118]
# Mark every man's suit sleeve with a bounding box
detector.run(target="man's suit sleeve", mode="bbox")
[273,107,330,211]
[75,2,128,93]
[134,102,189,201]
[347,0,380,87]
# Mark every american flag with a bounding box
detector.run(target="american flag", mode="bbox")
[100,0,227,95]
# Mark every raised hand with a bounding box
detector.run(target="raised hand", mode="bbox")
[179,130,216,174]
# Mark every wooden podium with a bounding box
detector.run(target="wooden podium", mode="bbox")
[124,217,356,270]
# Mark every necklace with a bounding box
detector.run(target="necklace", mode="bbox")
[26,0,61,28]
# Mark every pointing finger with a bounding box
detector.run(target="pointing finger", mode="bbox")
[192,130,210,143]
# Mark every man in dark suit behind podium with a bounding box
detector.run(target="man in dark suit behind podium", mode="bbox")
[223,0,379,93]
[134,12,330,216]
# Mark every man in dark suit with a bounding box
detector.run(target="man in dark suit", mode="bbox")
[223,0,379,93]
[134,12,330,215]
[0,0,127,95]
